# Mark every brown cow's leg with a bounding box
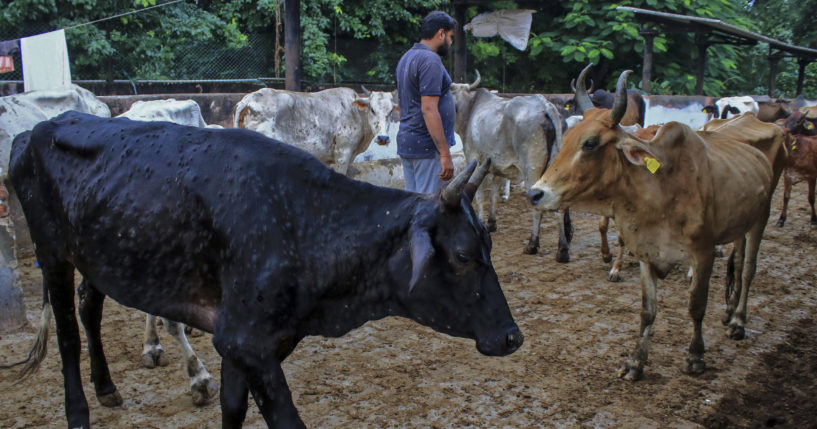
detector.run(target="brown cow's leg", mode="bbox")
[723,237,746,328]
[553,209,571,262]
[77,281,123,408]
[608,236,626,282]
[599,216,612,263]
[41,258,90,428]
[727,221,767,340]
[617,261,658,381]
[808,178,817,228]
[683,250,714,375]
[776,175,792,227]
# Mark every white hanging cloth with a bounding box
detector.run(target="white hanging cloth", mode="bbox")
[463,10,535,51]
[20,29,72,92]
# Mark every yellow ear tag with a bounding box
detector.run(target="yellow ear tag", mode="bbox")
[564,105,570,111]
[806,122,814,130]
[644,157,661,174]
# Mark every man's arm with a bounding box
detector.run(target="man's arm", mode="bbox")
[421,95,454,181]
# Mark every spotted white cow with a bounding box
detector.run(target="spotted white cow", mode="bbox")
[233,87,395,175]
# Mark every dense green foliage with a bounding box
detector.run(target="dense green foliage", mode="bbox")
[0,0,814,97]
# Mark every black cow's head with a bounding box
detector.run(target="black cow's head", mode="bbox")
[392,159,523,357]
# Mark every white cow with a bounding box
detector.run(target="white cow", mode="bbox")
[705,96,759,120]
[233,87,395,175]
[450,74,571,260]
[117,99,220,406]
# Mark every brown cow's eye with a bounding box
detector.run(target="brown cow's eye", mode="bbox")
[582,138,599,151]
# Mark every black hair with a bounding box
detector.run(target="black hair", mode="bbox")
[420,11,457,40]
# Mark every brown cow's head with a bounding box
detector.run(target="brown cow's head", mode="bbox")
[527,69,662,213]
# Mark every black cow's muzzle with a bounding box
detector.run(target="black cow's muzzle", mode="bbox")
[476,324,524,356]
[376,135,390,145]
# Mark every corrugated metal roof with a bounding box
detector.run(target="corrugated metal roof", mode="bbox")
[617,6,817,59]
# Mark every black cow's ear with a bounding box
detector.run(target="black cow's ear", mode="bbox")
[408,227,434,293]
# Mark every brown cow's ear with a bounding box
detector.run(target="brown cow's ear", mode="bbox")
[616,139,662,171]
[408,226,434,293]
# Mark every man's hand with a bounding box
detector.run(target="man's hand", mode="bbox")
[439,154,454,181]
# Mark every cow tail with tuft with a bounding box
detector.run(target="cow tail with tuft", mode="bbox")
[232,96,252,129]
[540,96,564,169]
[0,284,52,381]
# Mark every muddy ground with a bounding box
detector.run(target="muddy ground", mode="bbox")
[1,184,816,429]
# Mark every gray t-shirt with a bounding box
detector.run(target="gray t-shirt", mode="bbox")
[395,43,455,159]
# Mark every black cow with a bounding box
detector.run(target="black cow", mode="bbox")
[9,111,523,429]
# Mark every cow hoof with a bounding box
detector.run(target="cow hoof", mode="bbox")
[608,272,621,283]
[682,357,706,375]
[776,219,785,227]
[487,220,497,232]
[97,391,123,408]
[714,247,724,258]
[555,249,570,263]
[523,243,539,255]
[191,376,219,406]
[617,363,643,381]
[602,254,613,263]
[141,349,169,368]
[811,221,817,229]
[727,325,746,340]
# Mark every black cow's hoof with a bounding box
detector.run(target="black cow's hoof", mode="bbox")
[555,249,570,263]
[191,376,219,406]
[97,391,123,408]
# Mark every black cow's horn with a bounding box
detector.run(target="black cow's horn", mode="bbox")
[573,64,595,113]
[468,70,482,90]
[442,160,477,208]
[465,158,492,200]
[610,70,632,126]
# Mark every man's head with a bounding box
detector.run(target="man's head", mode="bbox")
[420,11,456,57]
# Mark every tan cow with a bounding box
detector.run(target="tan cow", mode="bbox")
[527,70,786,381]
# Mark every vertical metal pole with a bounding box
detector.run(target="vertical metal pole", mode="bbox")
[453,4,467,83]
[796,57,808,97]
[640,30,657,93]
[284,0,301,91]
[768,50,780,98]
[695,42,708,95]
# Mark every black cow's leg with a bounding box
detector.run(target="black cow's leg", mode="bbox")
[77,281,122,408]
[220,359,249,429]
[41,258,89,428]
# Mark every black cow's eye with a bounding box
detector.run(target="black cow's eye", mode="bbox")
[456,252,470,263]
[582,138,599,151]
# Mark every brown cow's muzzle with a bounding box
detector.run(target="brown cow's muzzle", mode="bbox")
[527,185,561,211]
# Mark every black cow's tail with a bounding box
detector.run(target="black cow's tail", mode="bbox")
[0,284,52,380]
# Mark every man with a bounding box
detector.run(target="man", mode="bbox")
[395,11,457,194]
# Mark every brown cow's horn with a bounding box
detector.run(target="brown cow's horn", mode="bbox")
[574,64,595,113]
[468,70,482,90]
[442,160,477,208]
[464,158,492,200]
[610,70,632,126]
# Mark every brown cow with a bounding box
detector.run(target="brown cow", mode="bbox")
[527,70,786,381]
[756,100,792,123]
[775,130,817,228]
